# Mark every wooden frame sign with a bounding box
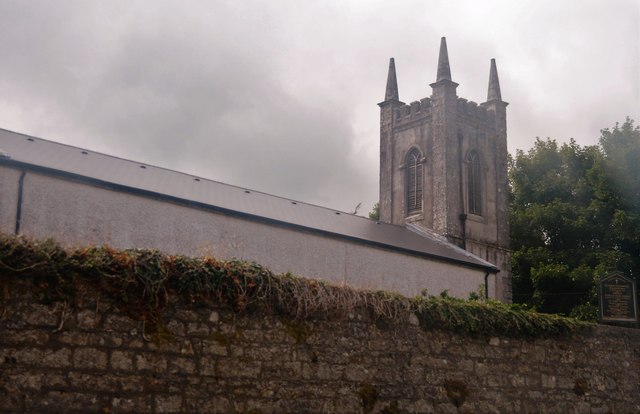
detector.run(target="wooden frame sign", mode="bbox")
[599,271,638,323]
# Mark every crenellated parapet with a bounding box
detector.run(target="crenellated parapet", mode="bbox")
[393,98,433,125]
[457,98,488,119]
[456,97,498,130]
[392,96,498,129]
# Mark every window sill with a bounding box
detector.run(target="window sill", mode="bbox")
[466,213,485,223]
[406,212,424,222]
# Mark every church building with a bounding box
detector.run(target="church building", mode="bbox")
[0,37,510,301]
[379,37,511,301]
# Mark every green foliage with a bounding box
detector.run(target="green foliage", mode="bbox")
[368,202,380,221]
[569,303,599,322]
[510,118,640,317]
[0,233,592,338]
[467,284,486,301]
[412,293,590,338]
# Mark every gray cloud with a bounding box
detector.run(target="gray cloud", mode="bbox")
[0,0,637,214]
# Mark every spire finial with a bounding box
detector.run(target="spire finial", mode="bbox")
[487,58,502,101]
[436,37,452,82]
[384,58,399,101]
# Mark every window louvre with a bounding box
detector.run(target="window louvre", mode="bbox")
[467,151,482,215]
[406,149,423,214]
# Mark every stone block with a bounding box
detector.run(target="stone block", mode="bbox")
[0,329,49,345]
[33,391,104,412]
[10,372,43,390]
[201,338,228,356]
[188,396,232,413]
[73,348,108,370]
[343,365,369,382]
[155,394,183,413]
[509,374,526,387]
[541,374,556,388]
[41,372,68,388]
[125,338,145,348]
[198,356,217,376]
[218,359,261,379]
[165,319,185,336]
[13,348,44,366]
[23,304,59,327]
[168,356,196,375]
[41,348,72,368]
[54,330,89,346]
[76,309,100,329]
[175,310,199,322]
[111,350,135,371]
[121,375,146,393]
[112,396,151,412]
[104,314,138,331]
[186,322,210,337]
[67,372,120,392]
[0,390,24,411]
[135,352,168,373]
[208,311,220,323]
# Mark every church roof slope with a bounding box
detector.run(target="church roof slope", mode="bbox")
[0,128,498,272]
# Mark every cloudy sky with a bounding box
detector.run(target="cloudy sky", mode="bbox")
[0,0,637,214]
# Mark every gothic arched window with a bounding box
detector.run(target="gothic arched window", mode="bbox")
[406,148,423,215]
[467,150,482,215]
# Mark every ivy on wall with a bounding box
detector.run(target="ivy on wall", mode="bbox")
[0,233,592,338]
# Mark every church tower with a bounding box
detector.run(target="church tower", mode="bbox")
[378,37,511,301]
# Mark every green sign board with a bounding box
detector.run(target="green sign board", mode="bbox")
[599,271,637,323]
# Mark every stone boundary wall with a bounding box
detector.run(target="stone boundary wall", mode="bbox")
[1,279,639,413]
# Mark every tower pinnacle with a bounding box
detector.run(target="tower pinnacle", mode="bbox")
[487,58,502,101]
[436,37,452,82]
[384,58,399,101]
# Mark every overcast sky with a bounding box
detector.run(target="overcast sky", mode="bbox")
[0,0,638,214]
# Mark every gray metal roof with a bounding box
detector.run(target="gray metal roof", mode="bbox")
[0,127,498,271]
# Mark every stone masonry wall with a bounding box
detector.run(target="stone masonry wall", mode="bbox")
[1,278,639,413]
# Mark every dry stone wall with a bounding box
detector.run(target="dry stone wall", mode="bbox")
[1,278,639,414]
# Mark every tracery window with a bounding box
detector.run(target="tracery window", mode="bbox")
[406,148,423,215]
[467,150,482,215]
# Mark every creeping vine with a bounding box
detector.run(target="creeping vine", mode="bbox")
[0,233,593,338]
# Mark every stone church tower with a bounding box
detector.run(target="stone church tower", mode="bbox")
[378,37,511,301]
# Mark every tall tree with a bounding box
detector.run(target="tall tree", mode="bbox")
[510,119,639,318]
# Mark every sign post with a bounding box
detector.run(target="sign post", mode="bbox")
[599,271,638,326]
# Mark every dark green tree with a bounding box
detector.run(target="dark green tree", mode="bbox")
[510,118,639,318]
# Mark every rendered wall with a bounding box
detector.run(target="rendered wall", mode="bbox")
[0,166,20,233]
[1,277,639,413]
[0,166,489,299]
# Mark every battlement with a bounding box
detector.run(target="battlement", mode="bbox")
[394,97,432,123]
[391,96,496,125]
[457,98,490,120]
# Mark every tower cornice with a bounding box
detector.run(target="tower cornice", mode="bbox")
[480,100,509,108]
[378,99,405,108]
[429,79,459,89]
